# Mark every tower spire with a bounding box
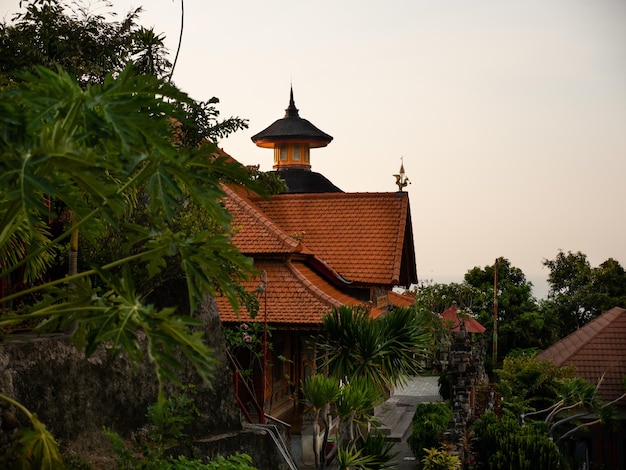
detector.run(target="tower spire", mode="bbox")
[285,86,299,117]
[251,87,333,171]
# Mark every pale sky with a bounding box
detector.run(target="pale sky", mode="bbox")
[3,0,626,298]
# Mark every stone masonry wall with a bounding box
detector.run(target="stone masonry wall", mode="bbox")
[0,296,258,465]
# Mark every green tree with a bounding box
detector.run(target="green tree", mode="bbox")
[496,354,576,416]
[413,259,553,367]
[301,374,340,469]
[0,1,255,310]
[472,411,568,470]
[0,0,143,84]
[407,402,451,463]
[0,64,260,467]
[543,250,626,337]
[524,375,626,442]
[411,281,489,315]
[421,447,461,470]
[305,306,430,469]
[465,258,553,363]
[319,306,430,393]
[0,0,249,145]
[412,281,488,371]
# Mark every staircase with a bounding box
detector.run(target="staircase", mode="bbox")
[374,398,416,441]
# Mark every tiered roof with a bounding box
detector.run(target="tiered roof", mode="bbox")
[216,182,415,326]
[251,88,333,149]
[215,259,384,325]
[216,89,416,327]
[252,192,415,286]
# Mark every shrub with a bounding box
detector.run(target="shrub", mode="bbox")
[471,411,568,470]
[407,402,451,461]
[421,447,461,470]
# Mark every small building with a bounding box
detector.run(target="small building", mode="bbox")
[214,90,417,425]
[538,306,626,468]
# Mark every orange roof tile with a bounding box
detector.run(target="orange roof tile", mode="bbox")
[538,307,626,403]
[388,291,415,307]
[215,259,381,325]
[222,185,311,255]
[251,192,415,286]
[441,305,486,334]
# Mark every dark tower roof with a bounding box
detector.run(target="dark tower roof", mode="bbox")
[251,89,333,148]
[269,168,342,194]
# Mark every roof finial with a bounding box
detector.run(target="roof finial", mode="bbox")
[393,157,410,191]
[285,85,299,117]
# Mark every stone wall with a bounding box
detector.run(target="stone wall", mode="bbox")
[0,297,285,467]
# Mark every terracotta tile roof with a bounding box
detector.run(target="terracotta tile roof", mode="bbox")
[441,305,486,334]
[215,259,382,325]
[251,192,415,286]
[222,185,311,255]
[538,307,626,403]
[388,291,415,307]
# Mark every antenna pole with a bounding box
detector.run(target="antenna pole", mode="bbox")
[493,258,498,367]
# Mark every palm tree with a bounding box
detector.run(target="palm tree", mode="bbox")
[320,305,430,393]
[307,305,431,468]
[302,374,340,469]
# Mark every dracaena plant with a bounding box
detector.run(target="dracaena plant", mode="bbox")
[0,65,263,466]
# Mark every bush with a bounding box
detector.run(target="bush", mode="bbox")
[407,402,451,461]
[421,447,461,470]
[106,388,256,469]
[471,411,568,470]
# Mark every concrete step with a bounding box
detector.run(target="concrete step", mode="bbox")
[375,402,415,442]
[389,404,415,441]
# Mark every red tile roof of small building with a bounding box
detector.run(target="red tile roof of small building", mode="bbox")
[250,192,414,285]
[215,259,383,325]
[388,291,415,307]
[538,306,626,403]
[441,304,486,333]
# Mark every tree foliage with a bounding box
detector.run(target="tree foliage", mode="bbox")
[0,61,261,470]
[302,306,430,469]
[1,0,146,84]
[319,306,430,393]
[464,258,554,362]
[407,402,451,462]
[472,411,568,470]
[495,354,576,416]
[543,250,626,336]
[411,281,489,315]
[0,0,249,147]
[413,258,551,366]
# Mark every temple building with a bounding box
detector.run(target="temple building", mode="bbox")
[215,89,418,424]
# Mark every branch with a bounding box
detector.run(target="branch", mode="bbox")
[1,159,153,281]
[549,411,589,436]
[557,418,601,442]
[0,245,163,305]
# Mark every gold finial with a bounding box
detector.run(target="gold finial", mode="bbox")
[393,157,410,191]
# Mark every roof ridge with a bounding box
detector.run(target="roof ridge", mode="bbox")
[541,306,626,362]
[390,195,409,283]
[256,192,409,201]
[222,184,309,254]
[287,261,342,308]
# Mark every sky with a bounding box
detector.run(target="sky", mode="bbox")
[3,0,625,298]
